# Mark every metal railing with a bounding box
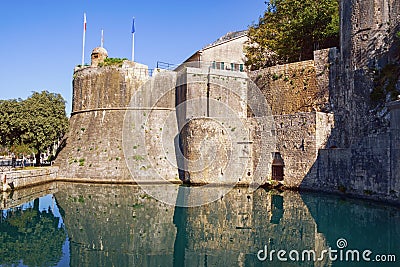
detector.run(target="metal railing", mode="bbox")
[156,61,177,70]
[174,61,247,73]
[0,159,34,172]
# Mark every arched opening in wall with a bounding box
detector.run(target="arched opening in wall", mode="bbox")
[272,152,284,181]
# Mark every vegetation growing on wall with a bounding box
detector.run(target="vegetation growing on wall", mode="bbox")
[98,57,128,67]
[245,0,339,70]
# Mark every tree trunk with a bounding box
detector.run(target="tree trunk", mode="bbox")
[35,151,41,167]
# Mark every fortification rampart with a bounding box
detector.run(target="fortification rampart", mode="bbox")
[334,0,400,147]
[72,65,146,112]
[250,49,332,115]
[274,112,334,188]
[289,0,400,202]
[177,66,274,185]
[53,0,400,204]
[300,100,400,203]
[56,60,151,180]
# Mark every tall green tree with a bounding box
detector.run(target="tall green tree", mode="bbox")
[0,99,23,147]
[0,91,68,165]
[246,0,339,70]
[20,91,69,165]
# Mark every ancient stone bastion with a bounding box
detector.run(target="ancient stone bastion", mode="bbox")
[56,0,400,204]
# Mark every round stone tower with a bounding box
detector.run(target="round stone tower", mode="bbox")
[91,47,108,67]
[56,48,150,180]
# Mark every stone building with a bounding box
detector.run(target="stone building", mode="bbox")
[183,30,247,72]
[176,65,274,185]
[178,0,400,201]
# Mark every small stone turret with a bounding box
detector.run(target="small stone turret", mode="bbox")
[91,47,108,67]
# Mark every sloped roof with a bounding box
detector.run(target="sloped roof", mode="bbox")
[202,30,248,50]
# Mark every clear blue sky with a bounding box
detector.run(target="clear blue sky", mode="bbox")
[0,0,265,115]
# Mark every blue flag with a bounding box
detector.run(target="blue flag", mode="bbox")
[132,18,135,33]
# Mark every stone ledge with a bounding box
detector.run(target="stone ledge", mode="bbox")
[1,167,59,191]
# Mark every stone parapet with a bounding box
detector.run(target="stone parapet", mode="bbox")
[1,167,58,191]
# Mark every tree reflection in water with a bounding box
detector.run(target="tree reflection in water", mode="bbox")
[1,184,398,267]
[0,197,66,267]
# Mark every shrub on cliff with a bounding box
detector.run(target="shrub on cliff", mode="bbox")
[246,0,339,70]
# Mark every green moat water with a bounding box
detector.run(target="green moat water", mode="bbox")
[0,183,398,267]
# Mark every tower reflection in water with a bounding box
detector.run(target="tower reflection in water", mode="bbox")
[0,183,398,267]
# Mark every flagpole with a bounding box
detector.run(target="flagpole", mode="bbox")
[82,13,87,67]
[132,33,135,62]
[101,29,104,48]
[131,17,135,62]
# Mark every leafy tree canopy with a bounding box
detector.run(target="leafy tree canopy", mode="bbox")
[0,91,68,163]
[246,0,340,70]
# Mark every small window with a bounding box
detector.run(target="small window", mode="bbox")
[220,62,225,70]
[231,63,235,71]
[239,64,244,72]
[212,61,216,69]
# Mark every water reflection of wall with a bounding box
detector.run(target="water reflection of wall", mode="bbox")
[55,183,330,267]
[174,187,330,267]
[302,193,400,267]
[55,183,177,267]
[1,181,58,209]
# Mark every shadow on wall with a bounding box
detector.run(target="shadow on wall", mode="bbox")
[299,44,400,204]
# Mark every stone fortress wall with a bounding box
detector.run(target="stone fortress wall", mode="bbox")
[332,0,400,147]
[56,50,152,180]
[299,0,400,202]
[250,49,335,188]
[248,0,400,202]
[177,66,274,185]
[55,0,400,203]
